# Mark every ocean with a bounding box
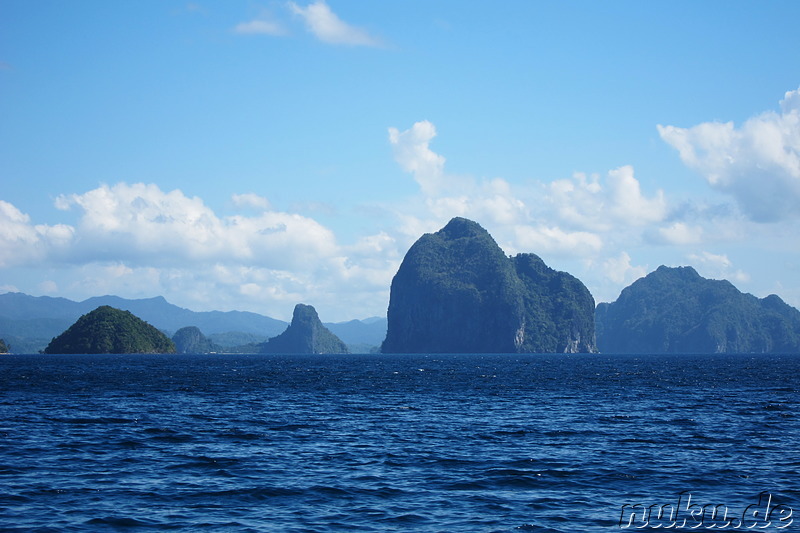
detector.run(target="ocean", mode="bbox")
[0,353,797,532]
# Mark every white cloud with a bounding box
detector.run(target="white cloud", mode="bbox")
[512,224,603,257]
[0,200,74,267]
[4,183,401,321]
[389,121,450,195]
[234,18,287,36]
[688,251,750,284]
[54,183,340,270]
[658,86,800,222]
[602,251,647,285]
[547,166,667,231]
[288,1,382,47]
[653,221,704,245]
[231,192,271,210]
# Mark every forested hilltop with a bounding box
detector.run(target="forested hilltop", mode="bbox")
[596,266,800,353]
[44,306,176,354]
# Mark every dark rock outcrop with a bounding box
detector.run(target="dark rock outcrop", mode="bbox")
[44,306,176,354]
[172,326,221,354]
[595,265,800,353]
[260,304,349,354]
[381,217,596,353]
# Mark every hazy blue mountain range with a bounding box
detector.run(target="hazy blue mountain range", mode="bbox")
[0,292,386,353]
[596,265,800,353]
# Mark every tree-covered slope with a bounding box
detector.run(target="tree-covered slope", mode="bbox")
[382,217,596,353]
[260,304,349,354]
[595,265,800,353]
[44,306,176,354]
[0,339,9,354]
[172,326,221,354]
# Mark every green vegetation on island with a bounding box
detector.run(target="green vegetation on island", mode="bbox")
[0,338,9,354]
[381,217,596,353]
[171,326,222,354]
[44,306,176,354]
[595,265,800,353]
[260,304,349,354]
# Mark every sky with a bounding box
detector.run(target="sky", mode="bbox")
[1,1,800,322]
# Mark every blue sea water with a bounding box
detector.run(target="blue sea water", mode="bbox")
[0,353,798,532]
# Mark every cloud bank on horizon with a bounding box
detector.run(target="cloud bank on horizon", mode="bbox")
[1,2,799,321]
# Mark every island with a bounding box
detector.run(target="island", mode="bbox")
[595,265,800,353]
[0,338,9,354]
[381,217,596,353]
[172,326,222,354]
[259,304,350,354]
[43,305,176,354]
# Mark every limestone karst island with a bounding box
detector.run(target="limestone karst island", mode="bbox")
[7,217,800,355]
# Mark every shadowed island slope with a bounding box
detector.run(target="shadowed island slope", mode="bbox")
[44,306,176,354]
[381,217,596,353]
[595,265,800,353]
[259,304,350,354]
[172,326,222,354]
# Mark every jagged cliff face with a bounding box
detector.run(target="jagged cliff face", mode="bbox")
[595,265,800,353]
[261,304,349,354]
[381,218,596,354]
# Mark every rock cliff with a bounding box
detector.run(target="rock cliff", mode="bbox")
[260,304,350,354]
[595,265,800,353]
[381,218,596,353]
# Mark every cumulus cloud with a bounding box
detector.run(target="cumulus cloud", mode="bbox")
[389,121,449,195]
[10,182,400,320]
[602,251,647,285]
[658,86,800,222]
[512,224,603,256]
[547,166,667,231]
[54,183,337,269]
[651,221,704,245]
[288,1,382,47]
[688,251,750,284]
[231,192,271,210]
[388,121,671,259]
[0,200,74,267]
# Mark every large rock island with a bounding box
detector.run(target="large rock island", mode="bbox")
[260,304,349,354]
[44,305,176,354]
[595,265,800,353]
[381,217,596,353]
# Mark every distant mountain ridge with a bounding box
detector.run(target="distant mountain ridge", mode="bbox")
[0,292,387,353]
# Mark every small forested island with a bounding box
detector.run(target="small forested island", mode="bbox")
[44,305,176,354]
[172,326,222,354]
[595,265,800,353]
[0,338,9,354]
[259,303,349,354]
[381,217,596,353]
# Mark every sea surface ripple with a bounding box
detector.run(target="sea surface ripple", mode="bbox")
[0,353,798,531]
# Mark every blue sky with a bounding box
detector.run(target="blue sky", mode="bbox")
[2,1,800,322]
